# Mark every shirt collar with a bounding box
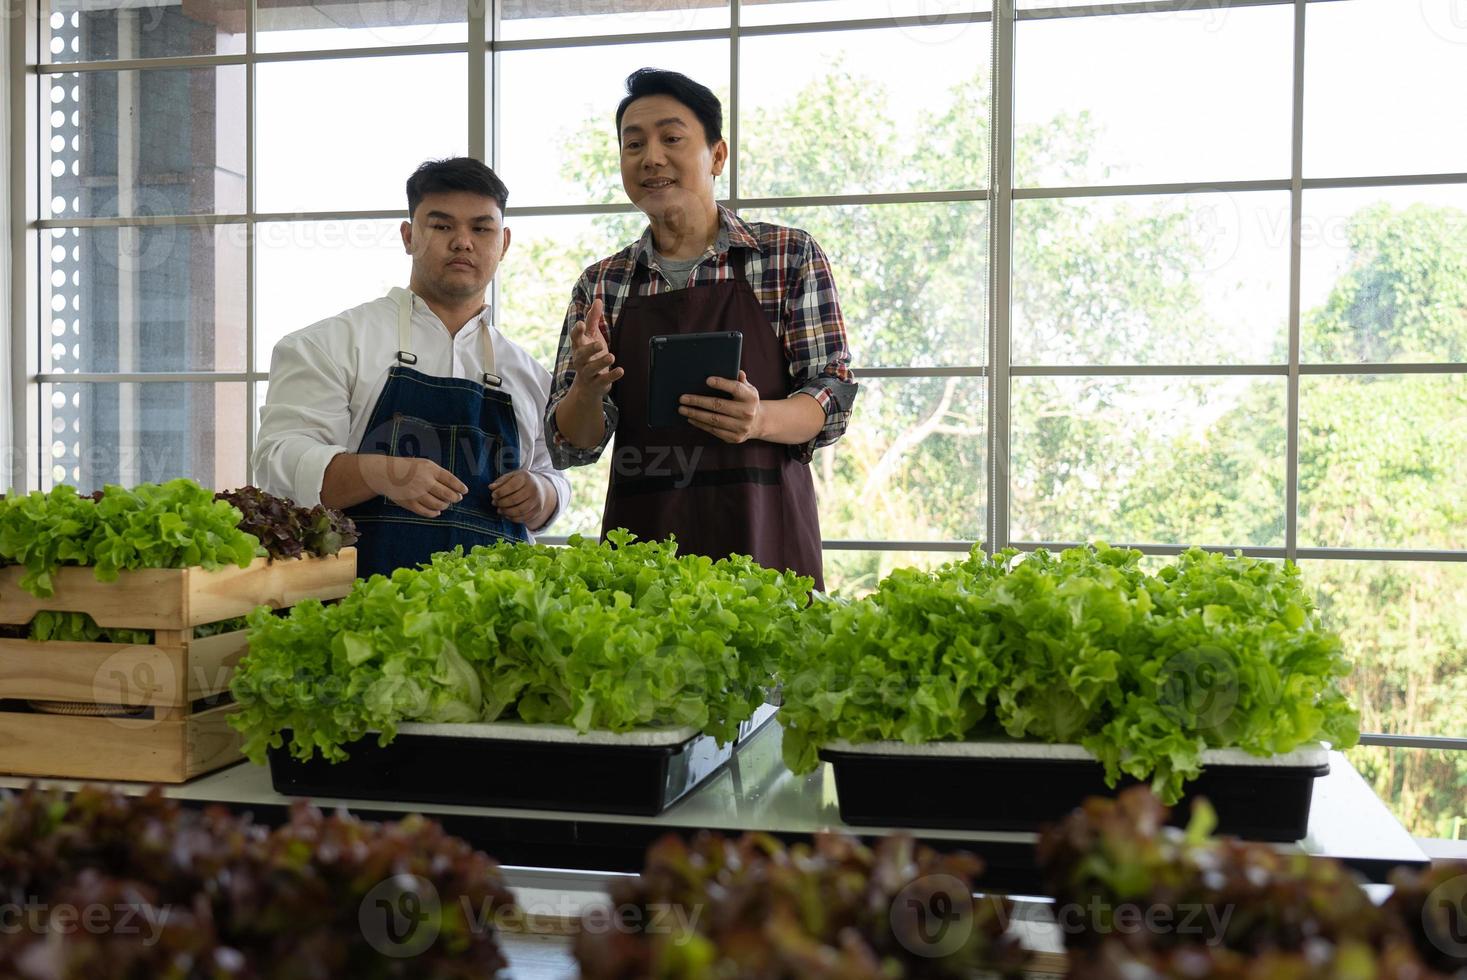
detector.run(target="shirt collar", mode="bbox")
[634,204,764,269]
[395,286,492,337]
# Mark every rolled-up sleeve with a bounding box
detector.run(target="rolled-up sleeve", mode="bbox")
[252,333,352,508]
[544,276,618,468]
[784,235,858,463]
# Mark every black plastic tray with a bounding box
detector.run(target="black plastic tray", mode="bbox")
[268,705,776,817]
[818,741,1329,842]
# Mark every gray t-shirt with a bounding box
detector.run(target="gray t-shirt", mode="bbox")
[652,251,703,290]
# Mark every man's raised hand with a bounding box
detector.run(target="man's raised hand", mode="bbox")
[568,298,623,399]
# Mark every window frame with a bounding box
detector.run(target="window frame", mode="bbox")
[6,0,1465,756]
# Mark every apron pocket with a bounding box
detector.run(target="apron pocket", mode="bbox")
[449,423,508,512]
[361,413,455,508]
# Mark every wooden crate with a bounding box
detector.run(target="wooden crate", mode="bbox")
[0,548,357,630]
[0,548,356,783]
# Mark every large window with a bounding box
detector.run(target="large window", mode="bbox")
[11,0,1465,837]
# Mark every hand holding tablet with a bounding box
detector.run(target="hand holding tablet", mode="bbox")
[647,332,744,429]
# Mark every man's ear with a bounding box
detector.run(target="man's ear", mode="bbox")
[400,219,413,253]
[501,226,512,259]
[711,139,729,177]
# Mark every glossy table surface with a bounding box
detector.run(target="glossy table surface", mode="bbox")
[0,719,1428,892]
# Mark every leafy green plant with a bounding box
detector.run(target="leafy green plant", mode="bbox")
[0,480,260,597]
[26,611,151,645]
[0,613,249,646]
[192,616,251,639]
[778,544,1359,803]
[232,532,811,764]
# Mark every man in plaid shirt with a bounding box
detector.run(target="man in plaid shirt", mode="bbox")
[544,68,857,589]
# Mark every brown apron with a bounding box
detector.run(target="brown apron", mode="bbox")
[603,251,824,590]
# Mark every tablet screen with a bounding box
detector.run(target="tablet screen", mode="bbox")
[647,332,744,429]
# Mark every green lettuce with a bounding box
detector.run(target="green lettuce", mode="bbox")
[0,480,259,597]
[779,544,1359,803]
[231,531,811,764]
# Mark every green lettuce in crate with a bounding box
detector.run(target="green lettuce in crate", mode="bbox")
[26,611,151,645]
[231,531,810,765]
[0,480,259,597]
[778,544,1359,804]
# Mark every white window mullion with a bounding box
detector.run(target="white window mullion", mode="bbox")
[13,4,40,493]
[1284,0,1308,565]
[244,0,258,487]
[987,0,1016,556]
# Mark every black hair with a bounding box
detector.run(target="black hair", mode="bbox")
[405,157,509,218]
[615,68,723,148]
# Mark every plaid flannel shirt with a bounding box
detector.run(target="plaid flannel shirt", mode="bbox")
[545,205,858,466]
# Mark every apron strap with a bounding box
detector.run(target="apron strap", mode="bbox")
[392,286,501,388]
[394,287,418,366]
[480,319,501,388]
[730,247,751,286]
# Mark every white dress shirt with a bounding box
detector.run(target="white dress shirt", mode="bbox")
[253,287,569,534]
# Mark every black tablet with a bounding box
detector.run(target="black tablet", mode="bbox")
[647,332,744,429]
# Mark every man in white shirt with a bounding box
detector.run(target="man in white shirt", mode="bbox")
[253,158,568,578]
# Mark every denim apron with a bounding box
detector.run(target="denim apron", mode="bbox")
[344,287,529,579]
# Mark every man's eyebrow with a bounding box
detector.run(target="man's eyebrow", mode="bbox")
[621,117,690,136]
[424,210,499,224]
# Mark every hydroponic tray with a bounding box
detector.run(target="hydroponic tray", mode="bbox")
[818,739,1330,842]
[267,704,778,816]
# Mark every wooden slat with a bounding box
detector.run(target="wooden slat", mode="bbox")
[1027,951,1069,977]
[0,638,188,706]
[184,704,245,779]
[0,548,357,630]
[185,548,357,626]
[186,630,250,702]
[0,704,244,783]
[0,566,187,630]
[0,710,188,781]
